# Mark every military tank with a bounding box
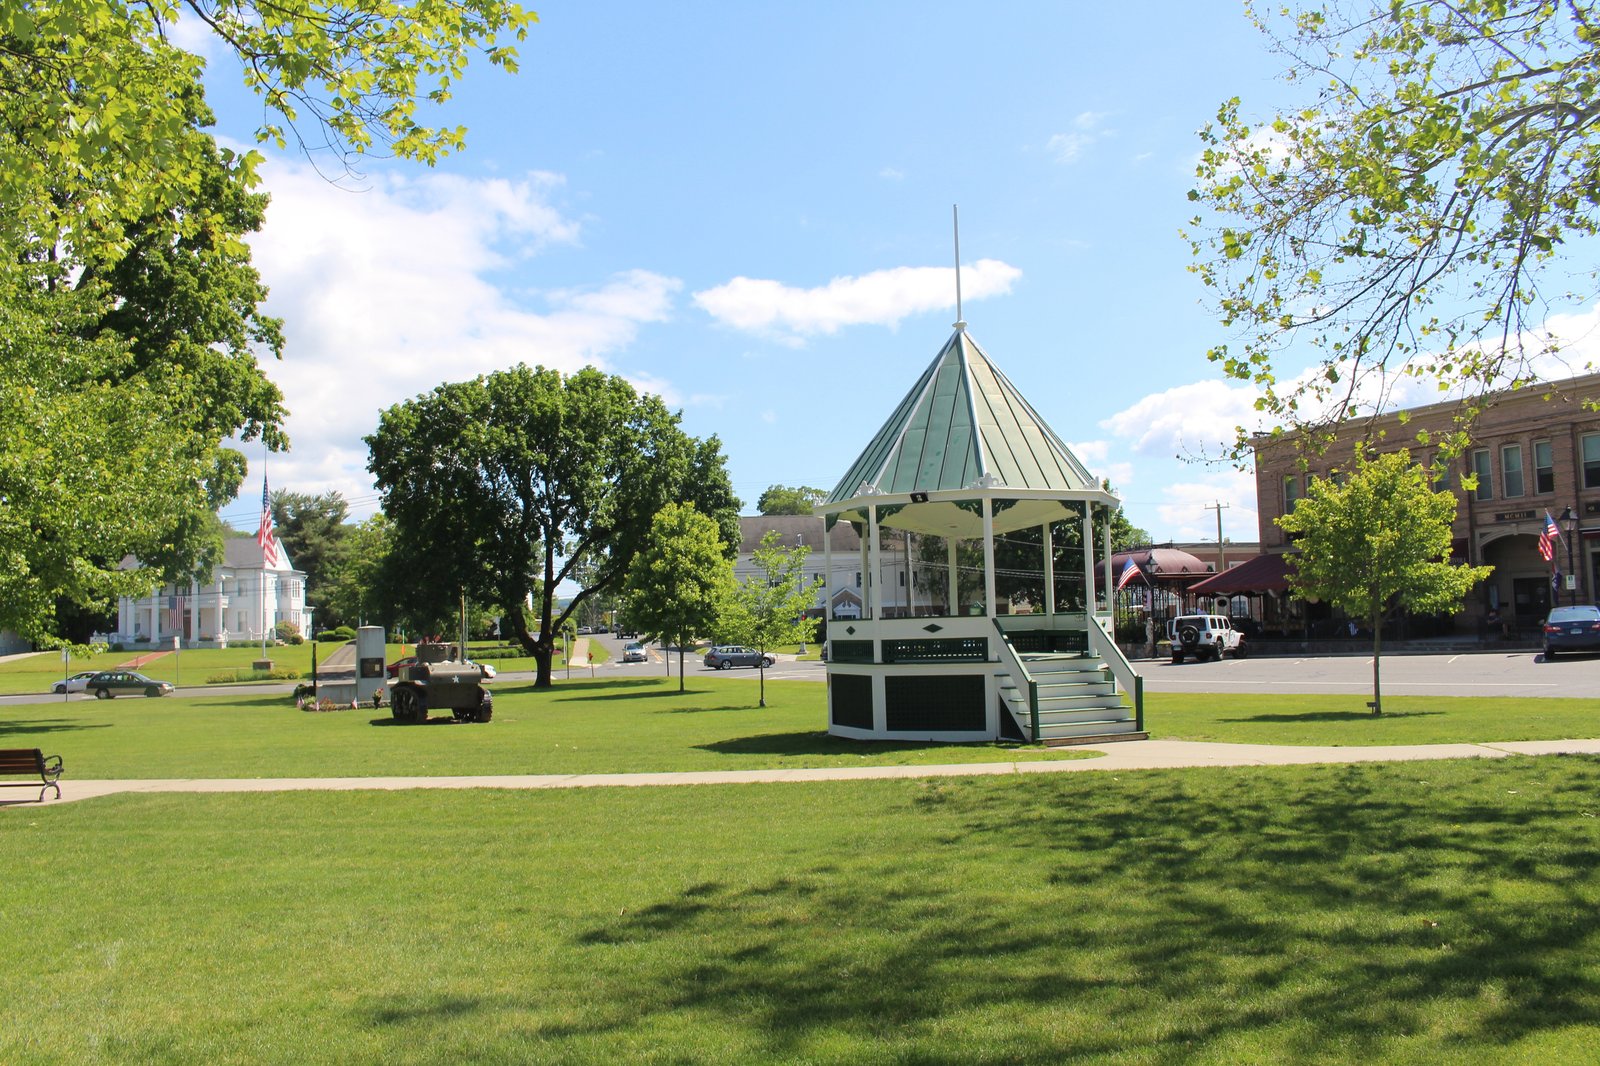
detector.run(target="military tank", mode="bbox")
[388,642,494,724]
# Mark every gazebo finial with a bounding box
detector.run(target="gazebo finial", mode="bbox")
[952,204,966,330]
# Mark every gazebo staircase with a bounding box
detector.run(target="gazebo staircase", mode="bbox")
[995,643,1145,746]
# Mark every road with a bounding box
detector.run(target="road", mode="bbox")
[3,640,1595,707]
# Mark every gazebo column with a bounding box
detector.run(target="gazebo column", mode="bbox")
[1042,522,1056,616]
[822,519,833,619]
[904,532,916,617]
[947,539,959,615]
[1102,512,1113,616]
[867,504,881,623]
[858,524,870,619]
[1080,503,1095,616]
[982,497,997,619]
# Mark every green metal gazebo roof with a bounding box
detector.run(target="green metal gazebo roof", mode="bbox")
[826,328,1098,505]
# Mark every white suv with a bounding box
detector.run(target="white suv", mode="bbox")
[1168,615,1245,663]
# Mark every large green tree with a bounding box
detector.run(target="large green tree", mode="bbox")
[367,365,741,687]
[724,531,821,708]
[0,278,254,644]
[757,484,827,515]
[623,504,734,692]
[270,491,351,627]
[1190,0,1600,457]
[1277,449,1491,715]
[2,0,533,251]
[320,513,396,633]
[0,0,531,645]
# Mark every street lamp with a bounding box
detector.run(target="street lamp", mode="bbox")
[1559,506,1578,606]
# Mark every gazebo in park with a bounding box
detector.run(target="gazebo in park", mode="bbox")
[815,323,1145,745]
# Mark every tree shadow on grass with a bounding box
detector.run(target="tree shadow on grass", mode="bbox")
[1217,710,1445,724]
[0,718,112,735]
[536,760,1600,1061]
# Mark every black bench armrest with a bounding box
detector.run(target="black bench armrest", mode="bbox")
[41,754,63,783]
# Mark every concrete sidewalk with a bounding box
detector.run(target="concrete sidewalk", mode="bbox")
[15,737,1600,806]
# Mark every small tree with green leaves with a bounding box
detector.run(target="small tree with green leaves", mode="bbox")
[624,503,734,692]
[724,531,822,708]
[1277,449,1491,715]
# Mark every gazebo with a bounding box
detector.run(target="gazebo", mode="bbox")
[817,324,1145,744]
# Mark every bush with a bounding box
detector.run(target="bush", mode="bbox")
[205,668,302,684]
[275,620,304,645]
[1114,618,1149,644]
[332,625,357,641]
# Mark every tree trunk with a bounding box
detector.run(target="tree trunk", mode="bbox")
[677,645,685,692]
[758,657,766,708]
[1369,607,1383,716]
[509,605,555,688]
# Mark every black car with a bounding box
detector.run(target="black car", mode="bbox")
[1542,605,1600,659]
[86,670,174,698]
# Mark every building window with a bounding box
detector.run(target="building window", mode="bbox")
[1584,433,1600,490]
[854,571,861,588]
[1472,449,1493,501]
[1534,440,1554,494]
[1502,444,1524,498]
[1283,474,1303,513]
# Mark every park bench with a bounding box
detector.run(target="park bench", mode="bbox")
[0,748,63,802]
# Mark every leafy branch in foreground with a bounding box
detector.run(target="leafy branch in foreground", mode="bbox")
[1189,0,1600,459]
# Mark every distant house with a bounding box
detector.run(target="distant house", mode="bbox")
[734,514,940,619]
[108,537,311,648]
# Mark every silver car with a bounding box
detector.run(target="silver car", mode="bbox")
[703,645,774,670]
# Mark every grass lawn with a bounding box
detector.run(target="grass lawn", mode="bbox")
[1149,692,1600,746]
[8,677,1600,781]
[5,677,1088,779]
[6,757,1600,1062]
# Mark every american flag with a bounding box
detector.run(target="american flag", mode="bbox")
[257,476,280,567]
[1538,511,1559,562]
[1115,558,1140,591]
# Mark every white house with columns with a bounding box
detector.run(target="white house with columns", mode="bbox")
[109,536,311,648]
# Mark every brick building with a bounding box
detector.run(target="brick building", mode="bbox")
[1254,372,1600,634]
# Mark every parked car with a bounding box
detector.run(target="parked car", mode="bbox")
[1542,605,1600,659]
[1167,615,1246,663]
[576,626,593,636]
[593,623,609,634]
[85,670,174,698]
[385,656,419,679]
[704,645,775,670]
[622,642,647,663]
[52,670,99,695]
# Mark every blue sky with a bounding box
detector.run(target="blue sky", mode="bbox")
[199,2,1317,544]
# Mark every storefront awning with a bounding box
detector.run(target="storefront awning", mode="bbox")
[1187,552,1295,596]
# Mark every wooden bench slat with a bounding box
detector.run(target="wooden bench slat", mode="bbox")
[0,747,63,801]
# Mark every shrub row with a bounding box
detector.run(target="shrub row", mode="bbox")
[204,668,302,684]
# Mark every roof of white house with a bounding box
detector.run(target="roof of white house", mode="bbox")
[738,515,861,554]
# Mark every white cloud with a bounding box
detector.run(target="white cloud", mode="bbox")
[1047,111,1113,164]
[1155,468,1260,543]
[240,157,680,514]
[693,259,1022,339]
[879,166,906,181]
[1100,379,1266,459]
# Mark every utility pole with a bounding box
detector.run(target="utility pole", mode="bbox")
[1203,501,1231,575]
